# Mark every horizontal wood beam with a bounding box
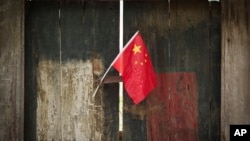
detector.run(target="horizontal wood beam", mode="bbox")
[103,76,122,84]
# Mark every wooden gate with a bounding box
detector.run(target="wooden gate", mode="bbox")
[25,0,220,141]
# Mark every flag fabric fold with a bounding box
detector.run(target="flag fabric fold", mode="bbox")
[113,32,157,104]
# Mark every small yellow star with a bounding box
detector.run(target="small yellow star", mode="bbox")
[132,44,141,54]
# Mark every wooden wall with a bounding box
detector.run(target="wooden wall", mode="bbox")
[0,0,250,140]
[0,0,24,140]
[221,0,250,140]
[24,1,221,140]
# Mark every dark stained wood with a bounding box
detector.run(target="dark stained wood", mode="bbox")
[209,2,221,141]
[103,76,122,84]
[0,0,24,140]
[221,0,250,141]
[25,2,60,140]
[0,0,236,140]
[123,0,221,141]
[123,1,169,141]
[60,2,119,140]
[147,73,198,141]
[170,1,221,141]
[24,0,221,140]
[91,3,120,141]
[25,1,120,140]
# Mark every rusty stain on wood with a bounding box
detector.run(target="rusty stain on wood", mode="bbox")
[147,72,198,141]
[92,56,104,76]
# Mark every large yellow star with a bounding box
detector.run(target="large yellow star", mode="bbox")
[132,44,141,54]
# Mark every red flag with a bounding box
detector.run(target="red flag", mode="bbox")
[113,32,157,104]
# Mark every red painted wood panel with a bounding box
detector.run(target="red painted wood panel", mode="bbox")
[147,72,198,141]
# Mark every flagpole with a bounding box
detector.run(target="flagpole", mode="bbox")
[119,0,124,132]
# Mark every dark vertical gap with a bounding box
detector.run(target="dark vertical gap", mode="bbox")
[168,0,171,141]
[24,2,37,140]
[208,2,212,141]
[119,131,122,141]
[58,3,63,140]
[210,2,221,141]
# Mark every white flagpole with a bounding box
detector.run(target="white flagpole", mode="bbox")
[119,0,124,132]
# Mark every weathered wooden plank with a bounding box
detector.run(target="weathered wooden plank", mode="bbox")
[59,2,120,141]
[24,1,221,140]
[61,3,95,140]
[124,1,170,73]
[170,0,209,71]
[60,2,107,140]
[170,1,220,141]
[88,2,120,140]
[209,2,221,141]
[103,76,122,84]
[147,73,198,141]
[25,1,120,140]
[221,0,250,140]
[25,2,61,140]
[123,0,220,141]
[123,1,169,141]
[0,0,24,140]
[36,61,62,140]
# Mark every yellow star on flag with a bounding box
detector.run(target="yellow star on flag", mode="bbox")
[132,44,141,54]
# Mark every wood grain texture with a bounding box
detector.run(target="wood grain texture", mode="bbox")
[123,1,221,141]
[25,1,119,140]
[221,0,250,140]
[0,0,24,140]
[147,73,198,141]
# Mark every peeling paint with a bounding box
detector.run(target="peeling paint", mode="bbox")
[37,59,104,140]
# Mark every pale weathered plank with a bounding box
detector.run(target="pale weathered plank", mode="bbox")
[221,0,250,140]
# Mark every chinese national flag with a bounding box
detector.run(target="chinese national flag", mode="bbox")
[113,32,157,104]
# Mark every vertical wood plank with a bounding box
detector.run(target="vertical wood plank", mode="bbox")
[209,2,221,141]
[170,0,211,140]
[60,3,95,140]
[123,1,169,141]
[25,1,119,140]
[221,0,250,140]
[60,2,113,140]
[123,0,220,141]
[0,0,24,140]
[90,2,120,140]
[25,2,61,140]
[147,73,198,141]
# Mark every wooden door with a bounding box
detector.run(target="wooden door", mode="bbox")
[25,0,221,141]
